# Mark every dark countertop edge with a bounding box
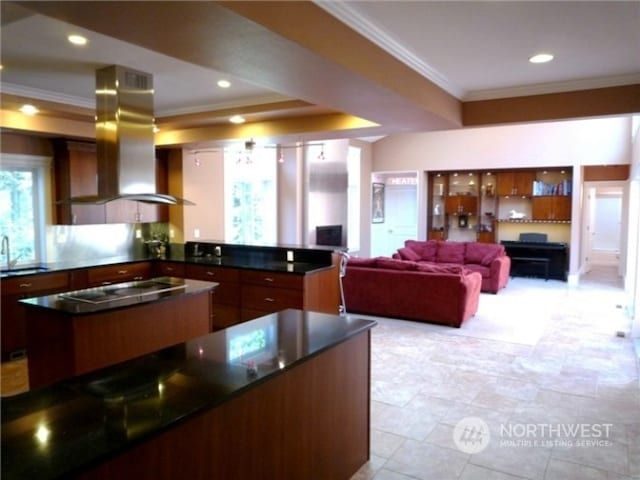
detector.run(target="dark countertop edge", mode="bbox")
[19,277,218,315]
[67,316,377,479]
[1,250,337,279]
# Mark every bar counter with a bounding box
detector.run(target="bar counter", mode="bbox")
[1,309,376,480]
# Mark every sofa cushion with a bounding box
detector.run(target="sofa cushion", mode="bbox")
[464,263,491,278]
[376,257,417,270]
[347,257,378,268]
[405,240,438,262]
[416,263,465,275]
[436,241,466,264]
[397,246,421,261]
[464,242,504,266]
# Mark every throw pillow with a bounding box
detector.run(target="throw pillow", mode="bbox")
[481,251,498,266]
[397,247,421,261]
[404,240,438,261]
[464,242,487,265]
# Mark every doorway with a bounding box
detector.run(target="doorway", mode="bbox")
[582,182,625,274]
[370,172,418,257]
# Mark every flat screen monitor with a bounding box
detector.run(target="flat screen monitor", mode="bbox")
[316,225,343,246]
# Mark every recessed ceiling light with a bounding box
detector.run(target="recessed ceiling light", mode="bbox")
[529,53,554,64]
[230,115,246,124]
[217,80,231,88]
[20,104,39,115]
[68,34,88,46]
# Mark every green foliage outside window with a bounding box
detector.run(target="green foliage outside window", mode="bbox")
[0,168,37,265]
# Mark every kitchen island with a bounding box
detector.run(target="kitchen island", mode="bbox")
[21,277,218,389]
[1,309,376,480]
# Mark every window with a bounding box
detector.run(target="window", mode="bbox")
[224,147,277,244]
[0,155,50,267]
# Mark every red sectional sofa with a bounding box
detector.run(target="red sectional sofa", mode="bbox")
[342,257,482,328]
[393,240,511,294]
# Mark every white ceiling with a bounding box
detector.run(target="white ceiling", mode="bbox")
[320,1,640,100]
[1,1,639,133]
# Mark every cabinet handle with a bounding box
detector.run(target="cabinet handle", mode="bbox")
[206,271,215,276]
[166,267,174,272]
[101,281,113,285]
[72,214,77,225]
[264,297,275,302]
[133,276,143,280]
[19,283,32,288]
[117,270,128,275]
[264,277,274,282]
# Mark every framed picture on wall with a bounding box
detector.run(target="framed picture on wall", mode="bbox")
[372,182,385,223]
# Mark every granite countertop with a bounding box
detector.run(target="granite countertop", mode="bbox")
[19,277,218,315]
[0,242,338,279]
[1,310,376,480]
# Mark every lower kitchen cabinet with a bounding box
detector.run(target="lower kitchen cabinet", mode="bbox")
[185,264,241,329]
[1,272,71,361]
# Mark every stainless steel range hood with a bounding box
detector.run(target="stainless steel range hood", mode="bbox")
[67,65,193,205]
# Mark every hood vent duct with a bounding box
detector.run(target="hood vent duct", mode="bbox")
[67,65,193,205]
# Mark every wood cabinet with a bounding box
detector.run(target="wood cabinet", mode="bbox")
[25,287,213,389]
[1,271,71,361]
[53,139,168,224]
[496,171,536,196]
[531,196,572,221]
[86,262,152,287]
[154,260,186,277]
[444,195,478,214]
[53,140,105,225]
[185,264,241,329]
[240,270,303,320]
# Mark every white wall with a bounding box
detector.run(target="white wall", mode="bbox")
[182,149,225,242]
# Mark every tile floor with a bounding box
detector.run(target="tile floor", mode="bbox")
[350,267,640,480]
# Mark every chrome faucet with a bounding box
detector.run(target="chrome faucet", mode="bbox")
[1,235,10,271]
[1,235,19,271]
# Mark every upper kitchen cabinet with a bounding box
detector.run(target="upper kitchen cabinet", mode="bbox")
[496,171,536,197]
[53,140,169,224]
[53,140,106,225]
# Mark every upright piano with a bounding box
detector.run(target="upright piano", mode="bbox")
[501,234,568,281]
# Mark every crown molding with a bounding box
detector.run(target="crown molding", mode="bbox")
[0,83,94,109]
[315,1,464,99]
[464,74,640,101]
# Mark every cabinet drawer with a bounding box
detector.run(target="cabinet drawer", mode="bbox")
[185,264,240,283]
[240,270,303,290]
[1,272,70,296]
[87,262,152,286]
[241,285,303,312]
[154,261,186,277]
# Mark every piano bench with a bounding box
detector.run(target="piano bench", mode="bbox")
[511,256,550,281]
